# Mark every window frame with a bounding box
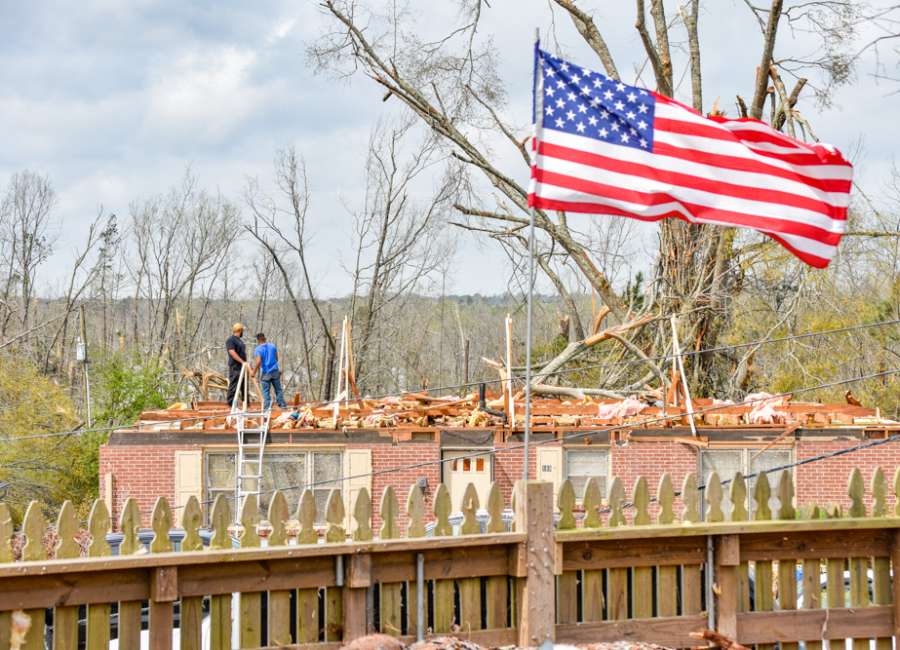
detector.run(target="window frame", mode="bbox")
[698,445,794,519]
[563,445,612,502]
[203,447,344,523]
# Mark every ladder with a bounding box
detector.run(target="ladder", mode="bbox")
[234,408,271,516]
[230,364,271,517]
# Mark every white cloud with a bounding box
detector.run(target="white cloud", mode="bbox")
[142,46,264,143]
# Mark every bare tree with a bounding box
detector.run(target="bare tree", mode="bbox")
[347,121,459,391]
[314,0,900,392]
[126,171,239,366]
[245,149,336,400]
[0,171,56,338]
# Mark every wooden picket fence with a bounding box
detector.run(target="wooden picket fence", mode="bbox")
[1,466,900,650]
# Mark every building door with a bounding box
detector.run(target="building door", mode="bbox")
[444,451,492,512]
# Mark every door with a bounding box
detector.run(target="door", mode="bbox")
[444,451,492,513]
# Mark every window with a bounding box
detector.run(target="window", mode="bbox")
[565,448,609,500]
[699,448,792,518]
[206,451,342,522]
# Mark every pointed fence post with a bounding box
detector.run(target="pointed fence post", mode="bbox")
[514,480,555,647]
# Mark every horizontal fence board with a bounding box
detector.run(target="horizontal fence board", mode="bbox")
[739,529,891,562]
[0,570,149,610]
[0,533,526,577]
[554,517,900,542]
[561,537,706,570]
[555,614,708,647]
[737,606,894,644]
[370,546,512,582]
[179,557,337,597]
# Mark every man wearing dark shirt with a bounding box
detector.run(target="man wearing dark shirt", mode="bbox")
[225,322,248,406]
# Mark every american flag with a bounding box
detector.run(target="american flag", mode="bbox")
[528,49,853,268]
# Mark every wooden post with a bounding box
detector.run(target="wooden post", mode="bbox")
[514,480,555,647]
[715,535,740,641]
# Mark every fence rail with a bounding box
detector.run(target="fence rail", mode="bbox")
[2,467,900,649]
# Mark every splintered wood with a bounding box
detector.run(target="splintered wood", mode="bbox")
[141,388,891,434]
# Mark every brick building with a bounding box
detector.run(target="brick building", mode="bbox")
[98,393,900,529]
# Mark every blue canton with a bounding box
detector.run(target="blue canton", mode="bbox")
[539,49,656,152]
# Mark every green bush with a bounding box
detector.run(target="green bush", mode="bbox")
[92,354,175,426]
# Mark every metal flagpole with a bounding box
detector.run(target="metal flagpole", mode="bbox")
[524,28,543,481]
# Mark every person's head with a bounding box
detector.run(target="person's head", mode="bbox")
[232,322,244,337]
[256,333,266,343]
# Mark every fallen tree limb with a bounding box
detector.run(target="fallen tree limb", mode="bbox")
[531,383,626,400]
[529,313,656,387]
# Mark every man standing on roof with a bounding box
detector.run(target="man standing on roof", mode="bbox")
[251,332,287,410]
[225,323,248,406]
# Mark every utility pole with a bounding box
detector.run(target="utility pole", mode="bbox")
[77,304,92,427]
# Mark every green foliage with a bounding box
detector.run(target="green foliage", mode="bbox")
[92,353,175,426]
[0,353,97,519]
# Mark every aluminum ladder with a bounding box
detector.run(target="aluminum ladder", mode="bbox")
[234,407,271,518]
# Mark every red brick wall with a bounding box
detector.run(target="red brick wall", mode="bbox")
[368,443,441,532]
[99,444,197,527]
[100,435,895,531]
[492,443,537,506]
[796,438,900,513]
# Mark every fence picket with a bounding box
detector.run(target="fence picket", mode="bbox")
[432,484,455,633]
[208,495,232,650]
[680,473,702,616]
[148,498,174,650]
[802,504,823,650]
[848,468,871,650]
[777,471,799,650]
[484,482,508,630]
[266,492,291,647]
[706,472,724,523]
[656,474,678,618]
[606,478,627,621]
[21,501,46,650]
[117,498,143,650]
[0,503,12,650]
[556,480,578,626]
[729,473,751,614]
[53,502,80,650]
[296,490,321,643]
[753,475,775,650]
[871,468,892,650]
[581,477,604,623]
[179,497,203,650]
[459,482,483,631]
[632,477,653,619]
[379,487,402,636]
[237,495,262,649]
[324,490,345,642]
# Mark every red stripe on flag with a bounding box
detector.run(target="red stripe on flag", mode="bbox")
[528,194,832,268]
[651,141,851,193]
[538,141,846,220]
[533,168,844,245]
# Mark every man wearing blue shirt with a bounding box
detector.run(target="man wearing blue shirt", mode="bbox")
[250,332,287,410]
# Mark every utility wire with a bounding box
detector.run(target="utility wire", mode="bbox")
[292,317,900,406]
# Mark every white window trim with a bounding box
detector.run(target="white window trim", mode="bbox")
[564,445,612,501]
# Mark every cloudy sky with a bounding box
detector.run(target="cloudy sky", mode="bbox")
[2,1,896,297]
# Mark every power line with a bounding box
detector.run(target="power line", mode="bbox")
[292,317,900,406]
[3,409,269,442]
[202,365,900,509]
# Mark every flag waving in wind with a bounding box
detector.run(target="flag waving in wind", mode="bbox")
[528,48,853,268]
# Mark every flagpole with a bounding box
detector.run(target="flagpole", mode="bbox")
[524,28,542,481]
